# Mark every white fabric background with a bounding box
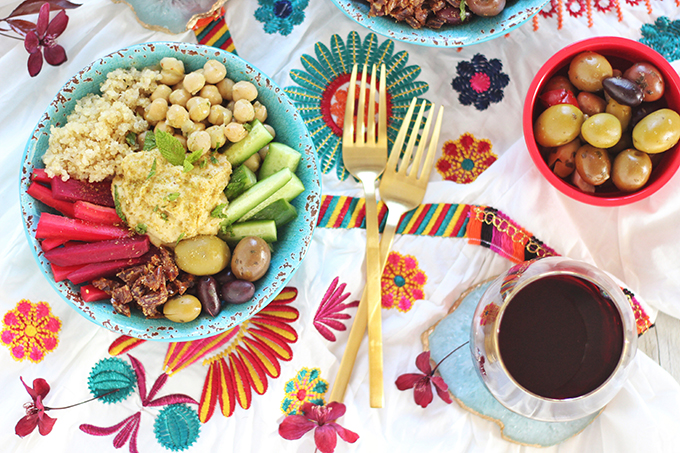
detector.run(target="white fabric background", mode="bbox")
[1,1,680,452]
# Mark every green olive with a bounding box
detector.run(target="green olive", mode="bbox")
[547,139,580,178]
[163,294,202,323]
[632,108,680,154]
[534,104,584,148]
[581,113,622,148]
[231,236,271,282]
[568,51,613,92]
[605,98,632,131]
[611,149,653,192]
[575,144,611,186]
[174,235,231,276]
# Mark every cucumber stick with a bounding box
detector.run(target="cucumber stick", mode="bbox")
[225,165,258,200]
[219,220,277,245]
[258,142,302,180]
[221,168,292,227]
[249,199,297,226]
[239,174,305,222]
[222,120,273,166]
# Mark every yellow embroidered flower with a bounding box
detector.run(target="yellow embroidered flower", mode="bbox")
[2,300,61,363]
[436,133,497,184]
[281,368,328,415]
[381,252,427,312]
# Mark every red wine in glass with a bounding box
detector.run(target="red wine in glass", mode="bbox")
[498,274,624,399]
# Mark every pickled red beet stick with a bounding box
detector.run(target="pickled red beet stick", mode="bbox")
[73,200,123,225]
[44,235,150,267]
[79,284,109,302]
[26,181,76,217]
[51,177,115,207]
[35,212,131,242]
[67,256,148,285]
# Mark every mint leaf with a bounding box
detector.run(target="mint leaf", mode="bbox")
[155,130,185,166]
[211,203,227,218]
[146,158,157,180]
[186,148,203,164]
[135,224,147,234]
[113,185,127,224]
[142,130,156,151]
[183,160,194,173]
[175,232,185,246]
[126,132,137,147]
[166,192,180,202]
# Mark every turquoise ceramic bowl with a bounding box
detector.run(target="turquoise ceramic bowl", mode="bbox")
[330,0,548,47]
[20,42,321,341]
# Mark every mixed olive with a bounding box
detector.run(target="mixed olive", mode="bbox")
[534,50,680,194]
[163,235,272,323]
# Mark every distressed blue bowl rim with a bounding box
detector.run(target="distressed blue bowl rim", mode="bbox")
[329,0,549,48]
[19,41,321,342]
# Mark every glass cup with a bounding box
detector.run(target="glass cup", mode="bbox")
[470,256,637,422]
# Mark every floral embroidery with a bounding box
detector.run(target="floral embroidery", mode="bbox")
[314,277,359,341]
[623,288,652,335]
[80,355,199,452]
[1,300,61,363]
[284,31,430,179]
[535,0,662,30]
[381,252,427,312]
[479,304,499,326]
[640,16,680,62]
[436,133,497,184]
[451,54,509,111]
[254,0,309,36]
[281,368,328,415]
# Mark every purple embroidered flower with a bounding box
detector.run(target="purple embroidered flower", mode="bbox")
[313,277,359,341]
[23,2,68,77]
[451,54,509,111]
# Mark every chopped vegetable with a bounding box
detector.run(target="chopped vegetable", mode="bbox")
[26,181,76,217]
[51,177,115,207]
[44,235,150,267]
[35,212,131,242]
[66,255,148,285]
[73,200,122,225]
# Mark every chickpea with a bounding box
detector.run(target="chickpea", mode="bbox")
[187,130,212,153]
[200,85,223,106]
[181,120,205,136]
[154,120,174,134]
[186,96,205,112]
[183,71,206,95]
[173,134,187,149]
[136,131,147,149]
[225,122,248,143]
[263,123,276,139]
[169,88,191,107]
[206,125,226,149]
[243,153,261,173]
[233,99,255,123]
[258,144,269,161]
[160,69,183,86]
[151,84,172,102]
[252,101,268,123]
[166,104,190,128]
[216,78,235,101]
[144,98,168,123]
[203,60,227,84]
[189,98,211,123]
[232,80,258,102]
[159,57,185,86]
[208,105,230,125]
[226,100,236,112]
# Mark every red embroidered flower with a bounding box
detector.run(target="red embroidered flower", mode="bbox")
[436,133,496,184]
[16,377,56,437]
[2,300,61,363]
[279,402,359,453]
[23,2,69,76]
[381,252,427,312]
[395,351,452,408]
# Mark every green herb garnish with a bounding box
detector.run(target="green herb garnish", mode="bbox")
[211,203,227,218]
[182,148,204,173]
[160,212,168,221]
[126,132,137,147]
[460,0,468,21]
[210,155,218,165]
[146,158,157,180]
[113,185,127,224]
[135,224,147,234]
[175,232,185,246]
[155,130,185,166]
[142,130,156,151]
[166,192,180,202]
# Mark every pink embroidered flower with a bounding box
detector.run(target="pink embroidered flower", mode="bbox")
[313,277,359,341]
[23,3,69,76]
[2,300,61,363]
[16,377,56,437]
[479,303,499,326]
[436,133,497,184]
[381,252,426,312]
[395,351,452,408]
[279,402,359,453]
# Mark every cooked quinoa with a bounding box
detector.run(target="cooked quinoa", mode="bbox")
[43,67,161,182]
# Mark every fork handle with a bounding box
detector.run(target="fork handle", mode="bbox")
[329,205,405,405]
[363,182,384,408]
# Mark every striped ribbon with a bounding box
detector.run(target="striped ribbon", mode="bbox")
[193,12,237,54]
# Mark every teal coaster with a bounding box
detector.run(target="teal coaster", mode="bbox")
[424,280,600,448]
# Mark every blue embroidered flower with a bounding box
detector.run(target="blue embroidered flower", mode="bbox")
[451,54,509,111]
[284,31,431,179]
[640,16,680,62]
[254,0,309,36]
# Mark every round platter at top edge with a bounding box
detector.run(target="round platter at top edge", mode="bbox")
[19,41,321,342]
[329,0,549,48]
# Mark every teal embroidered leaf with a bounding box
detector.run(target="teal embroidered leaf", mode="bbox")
[284,84,322,103]
[301,54,332,87]
[329,34,349,75]
[309,369,319,381]
[87,357,136,403]
[314,42,338,79]
[285,381,295,393]
[153,404,200,452]
[346,31,363,66]
[362,33,380,67]
[312,381,328,393]
[292,65,326,94]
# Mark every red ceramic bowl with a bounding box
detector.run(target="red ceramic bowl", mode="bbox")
[523,37,680,206]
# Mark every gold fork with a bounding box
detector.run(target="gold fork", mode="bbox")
[341,63,388,408]
[330,97,444,405]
